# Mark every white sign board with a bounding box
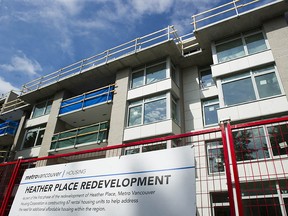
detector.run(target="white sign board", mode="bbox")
[10,146,195,216]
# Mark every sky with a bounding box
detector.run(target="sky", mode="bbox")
[0,0,273,95]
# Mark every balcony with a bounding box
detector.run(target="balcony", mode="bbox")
[0,120,19,146]
[58,84,115,127]
[49,121,109,153]
[0,91,29,121]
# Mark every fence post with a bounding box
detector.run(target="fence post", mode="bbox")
[220,122,236,216]
[0,159,22,216]
[226,121,243,216]
[221,120,243,216]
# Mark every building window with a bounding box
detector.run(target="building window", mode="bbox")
[171,96,179,124]
[233,127,270,161]
[130,61,167,89]
[245,33,267,54]
[128,94,167,127]
[241,181,282,215]
[203,98,219,126]
[221,65,281,106]
[211,192,230,216]
[22,125,46,149]
[200,69,215,89]
[215,31,267,63]
[206,140,224,174]
[267,123,288,156]
[124,142,167,155]
[216,37,245,63]
[31,99,52,118]
[171,63,178,85]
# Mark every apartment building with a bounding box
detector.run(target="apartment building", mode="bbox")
[0,0,288,215]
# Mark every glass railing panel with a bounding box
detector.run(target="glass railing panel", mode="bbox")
[50,121,109,151]
[59,84,115,115]
[0,120,19,136]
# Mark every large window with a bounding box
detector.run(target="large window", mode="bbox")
[206,140,224,174]
[233,127,270,161]
[22,125,46,149]
[130,61,167,89]
[203,98,219,126]
[221,65,282,106]
[31,99,52,118]
[128,94,167,127]
[215,31,268,63]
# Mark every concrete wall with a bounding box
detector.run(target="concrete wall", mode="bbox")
[264,16,288,99]
[182,66,203,131]
[10,112,29,160]
[107,68,130,147]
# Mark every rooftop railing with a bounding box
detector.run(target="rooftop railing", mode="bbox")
[21,26,181,95]
[191,0,262,31]
[50,121,109,151]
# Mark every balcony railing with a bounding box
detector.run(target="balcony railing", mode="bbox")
[59,84,115,115]
[21,26,181,95]
[0,99,28,115]
[0,120,19,136]
[50,121,109,151]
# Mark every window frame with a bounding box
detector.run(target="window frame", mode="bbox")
[130,60,168,89]
[31,99,53,119]
[232,126,271,162]
[21,125,46,149]
[127,93,168,127]
[200,68,215,89]
[124,141,168,155]
[206,139,225,174]
[171,95,179,124]
[215,30,268,63]
[220,65,283,106]
[202,98,219,127]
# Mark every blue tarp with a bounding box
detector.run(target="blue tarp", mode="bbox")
[59,86,114,115]
[0,120,19,136]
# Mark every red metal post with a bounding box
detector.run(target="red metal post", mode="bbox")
[220,123,236,216]
[226,122,243,216]
[0,159,21,216]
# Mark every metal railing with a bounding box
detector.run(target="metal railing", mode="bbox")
[59,84,115,115]
[21,26,181,95]
[0,99,28,115]
[50,121,109,151]
[191,0,261,31]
